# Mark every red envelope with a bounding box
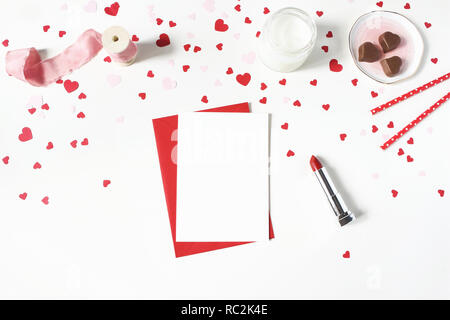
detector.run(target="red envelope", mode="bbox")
[152,102,275,258]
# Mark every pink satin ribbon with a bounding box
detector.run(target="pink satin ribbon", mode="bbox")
[5,29,103,87]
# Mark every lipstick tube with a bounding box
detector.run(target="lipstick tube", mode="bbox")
[310,155,355,227]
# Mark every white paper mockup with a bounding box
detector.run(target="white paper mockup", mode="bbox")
[176,112,269,242]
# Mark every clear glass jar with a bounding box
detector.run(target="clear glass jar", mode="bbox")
[257,8,317,72]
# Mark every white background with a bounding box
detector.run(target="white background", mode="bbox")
[0,0,449,299]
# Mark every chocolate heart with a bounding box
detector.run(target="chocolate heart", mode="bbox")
[378,31,401,53]
[358,42,380,62]
[380,56,402,77]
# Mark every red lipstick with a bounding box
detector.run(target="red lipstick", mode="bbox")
[310,155,355,227]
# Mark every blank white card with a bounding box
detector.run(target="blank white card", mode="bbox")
[176,112,269,242]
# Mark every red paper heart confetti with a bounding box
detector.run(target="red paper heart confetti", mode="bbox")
[41,103,49,110]
[351,79,358,86]
[77,112,85,119]
[236,73,251,86]
[279,79,286,85]
[156,33,170,47]
[310,79,317,86]
[431,58,438,64]
[216,43,223,50]
[64,80,79,93]
[286,150,295,157]
[147,70,154,78]
[19,192,27,200]
[342,251,350,258]
[376,1,383,8]
[70,140,78,148]
[131,35,139,42]
[260,83,267,90]
[193,46,201,53]
[33,162,42,169]
[424,22,432,28]
[104,56,112,63]
[58,31,66,38]
[234,4,241,12]
[2,156,9,165]
[18,127,33,142]
[321,45,328,53]
[103,180,111,187]
[43,25,50,32]
[156,18,163,25]
[215,19,229,32]
[263,7,270,14]
[391,189,398,197]
[398,148,404,156]
[78,93,86,99]
[28,107,36,114]
[184,44,191,51]
[201,95,208,103]
[438,189,445,197]
[372,125,378,133]
[256,31,261,38]
[245,17,252,24]
[42,196,49,205]
[340,133,347,141]
[81,138,89,146]
[329,59,343,72]
[183,65,190,72]
[404,3,410,9]
[407,137,414,144]
[138,92,146,100]
[371,91,378,98]
[259,97,267,104]
[46,142,53,150]
[316,11,323,17]
[226,67,233,74]
[169,21,176,28]
[2,39,9,47]
[406,155,414,162]
[281,123,288,130]
[326,31,333,38]
[322,104,330,111]
[293,100,301,107]
[387,121,394,128]
[104,2,120,16]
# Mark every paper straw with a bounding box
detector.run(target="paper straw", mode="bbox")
[371,72,450,115]
[380,92,450,150]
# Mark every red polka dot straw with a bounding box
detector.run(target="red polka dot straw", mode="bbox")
[380,92,450,150]
[371,72,450,115]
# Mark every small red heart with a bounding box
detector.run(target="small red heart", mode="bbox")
[18,127,33,142]
[438,189,445,197]
[392,189,398,198]
[46,142,54,150]
[216,43,223,50]
[19,192,27,200]
[387,121,394,128]
[64,80,79,93]
[131,34,139,42]
[184,44,191,51]
[310,79,317,86]
[260,83,267,90]
[81,138,89,146]
[263,7,270,14]
[342,251,350,259]
[340,133,347,141]
[226,67,233,74]
[293,100,301,107]
[321,45,328,53]
[138,92,146,100]
[215,19,229,32]
[281,123,288,130]
[156,18,163,25]
[244,17,252,24]
[183,65,190,72]
[316,11,323,17]
[351,79,358,86]
[147,70,154,78]
[398,148,404,156]
[33,162,42,169]
[41,103,49,110]
[28,107,36,114]
[104,56,112,63]
[2,156,9,164]
[2,39,9,47]
[376,1,383,8]
[236,73,251,86]
[322,104,330,111]
[42,196,49,205]
[259,97,267,104]
[70,140,78,148]
[77,112,85,119]
[404,3,410,9]
[371,91,378,98]
[193,46,201,53]
[256,31,261,38]
[43,25,50,32]
[406,155,414,162]
[424,22,431,28]
[234,4,241,12]
[329,59,343,72]
[103,180,111,187]
[431,58,438,64]
[326,31,333,38]
[104,2,120,16]
[286,150,295,157]
[156,33,170,47]
[372,125,378,133]
[169,21,176,28]
[201,95,208,103]
[78,93,87,100]
[279,79,286,85]
[59,30,66,38]
[407,137,414,144]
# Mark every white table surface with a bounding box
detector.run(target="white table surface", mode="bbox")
[0,0,449,299]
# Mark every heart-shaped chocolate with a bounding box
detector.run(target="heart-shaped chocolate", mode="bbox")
[380,56,402,77]
[358,42,380,62]
[378,31,401,53]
